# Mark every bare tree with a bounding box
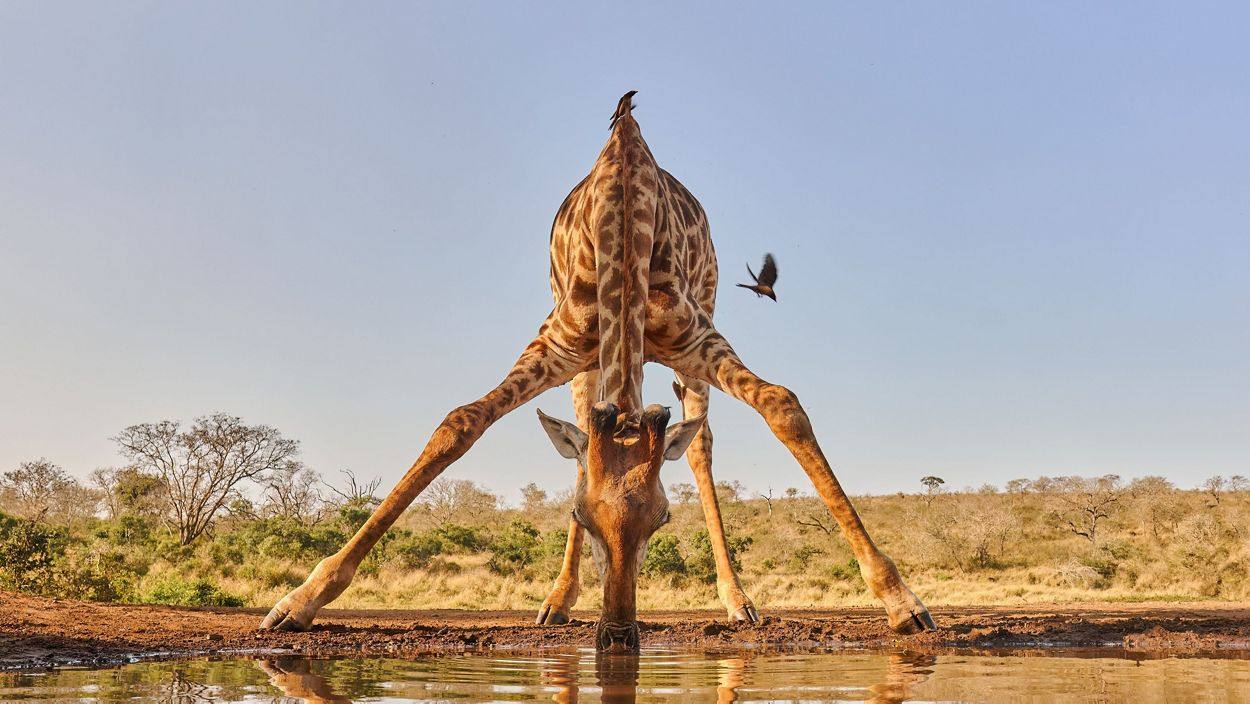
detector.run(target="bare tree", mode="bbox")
[1129,476,1183,541]
[759,488,775,518]
[791,507,835,535]
[411,478,499,528]
[1203,475,1227,507]
[1,459,97,522]
[1053,475,1127,545]
[261,462,325,526]
[113,413,300,544]
[325,469,381,509]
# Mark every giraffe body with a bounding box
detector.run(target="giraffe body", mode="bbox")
[262,92,934,645]
[545,96,716,415]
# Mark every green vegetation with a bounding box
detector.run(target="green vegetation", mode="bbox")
[2,414,1249,612]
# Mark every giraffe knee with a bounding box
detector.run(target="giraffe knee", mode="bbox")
[432,403,489,456]
[757,384,812,441]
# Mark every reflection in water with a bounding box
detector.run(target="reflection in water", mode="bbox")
[4,648,1250,702]
[259,659,351,704]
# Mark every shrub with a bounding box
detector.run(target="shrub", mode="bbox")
[57,548,137,602]
[686,529,751,584]
[392,532,444,569]
[0,517,64,593]
[641,533,686,578]
[827,557,861,583]
[435,524,488,553]
[788,544,823,572]
[487,520,540,575]
[140,575,244,607]
[106,514,158,545]
[539,528,570,560]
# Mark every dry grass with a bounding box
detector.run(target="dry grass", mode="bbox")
[219,481,1250,612]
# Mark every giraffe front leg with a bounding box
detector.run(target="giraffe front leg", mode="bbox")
[260,332,586,632]
[537,370,596,626]
[536,518,585,625]
[674,373,759,624]
[666,332,934,634]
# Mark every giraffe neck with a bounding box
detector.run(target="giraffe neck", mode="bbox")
[591,115,658,418]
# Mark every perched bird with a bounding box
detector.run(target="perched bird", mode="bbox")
[736,253,778,301]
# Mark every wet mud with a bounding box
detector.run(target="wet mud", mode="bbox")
[3,591,1249,670]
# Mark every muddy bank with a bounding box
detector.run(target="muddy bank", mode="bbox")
[3,591,1249,670]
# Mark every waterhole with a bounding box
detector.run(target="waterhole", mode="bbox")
[4,648,1249,702]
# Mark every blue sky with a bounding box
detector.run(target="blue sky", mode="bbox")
[1,2,1247,502]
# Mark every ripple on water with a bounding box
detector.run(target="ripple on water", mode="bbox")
[3,648,1250,702]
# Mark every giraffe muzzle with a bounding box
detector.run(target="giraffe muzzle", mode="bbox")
[595,620,641,652]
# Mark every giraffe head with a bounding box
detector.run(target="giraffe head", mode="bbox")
[537,402,705,651]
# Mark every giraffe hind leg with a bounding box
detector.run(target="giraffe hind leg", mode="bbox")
[536,370,597,625]
[674,372,760,624]
[664,330,934,634]
[261,327,588,632]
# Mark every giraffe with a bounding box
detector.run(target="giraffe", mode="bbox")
[260,91,935,646]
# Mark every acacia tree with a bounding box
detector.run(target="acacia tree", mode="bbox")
[920,476,946,507]
[113,413,300,544]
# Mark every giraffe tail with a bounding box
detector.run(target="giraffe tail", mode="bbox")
[610,90,638,130]
[593,91,657,417]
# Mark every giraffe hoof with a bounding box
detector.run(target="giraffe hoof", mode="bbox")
[536,604,571,626]
[889,608,936,635]
[259,606,311,632]
[730,605,761,624]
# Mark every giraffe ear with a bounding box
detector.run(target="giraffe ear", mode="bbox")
[537,409,588,461]
[663,414,706,461]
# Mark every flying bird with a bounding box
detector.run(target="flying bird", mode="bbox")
[736,253,778,301]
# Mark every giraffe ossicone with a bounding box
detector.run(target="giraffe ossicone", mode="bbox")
[260,91,935,646]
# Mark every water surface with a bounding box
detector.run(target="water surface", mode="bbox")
[4,648,1250,703]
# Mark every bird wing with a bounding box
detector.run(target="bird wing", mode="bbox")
[758,253,778,287]
[745,263,759,283]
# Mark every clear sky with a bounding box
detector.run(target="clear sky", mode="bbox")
[1,2,1247,503]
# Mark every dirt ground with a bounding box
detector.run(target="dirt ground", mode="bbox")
[3,590,1250,670]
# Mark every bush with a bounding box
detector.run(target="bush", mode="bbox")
[106,514,158,545]
[487,520,540,575]
[57,548,137,602]
[788,544,823,572]
[686,529,751,584]
[827,557,861,583]
[0,517,64,593]
[140,575,244,607]
[642,533,686,578]
[392,532,444,569]
[435,524,488,553]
